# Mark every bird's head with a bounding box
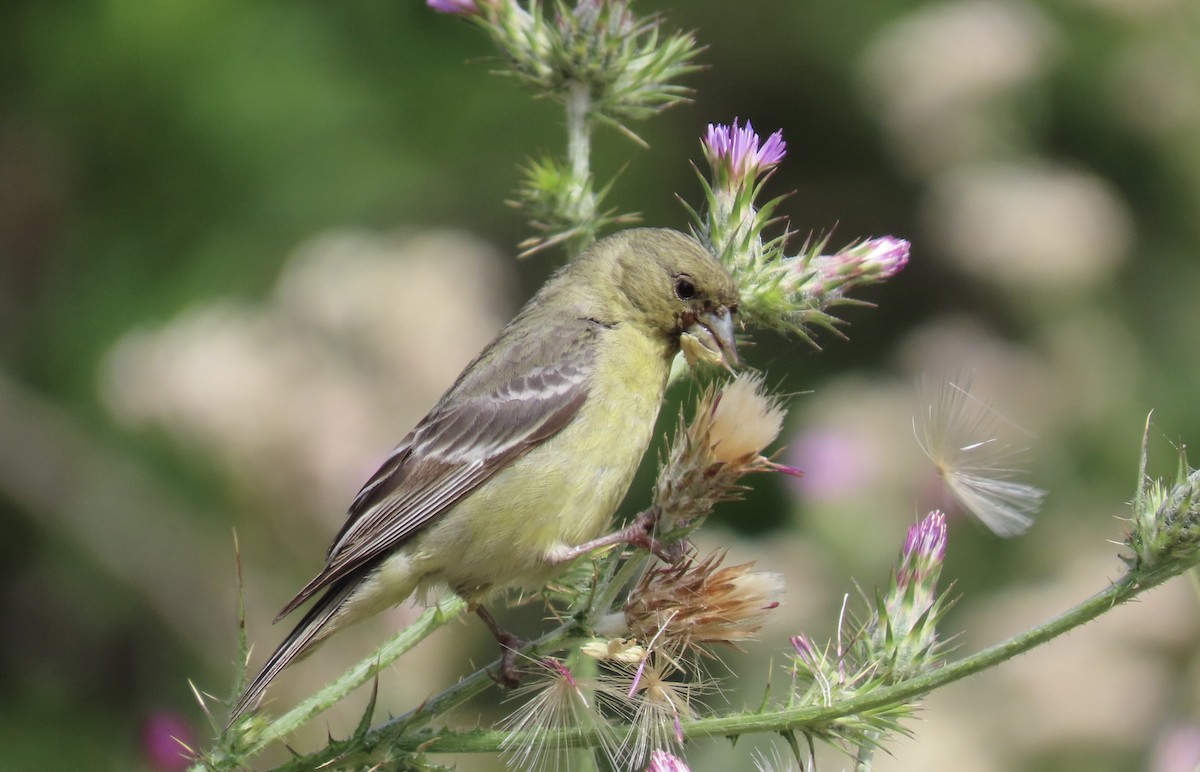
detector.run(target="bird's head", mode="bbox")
[599,228,740,369]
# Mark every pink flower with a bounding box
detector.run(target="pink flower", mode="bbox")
[857,236,910,277]
[427,0,480,15]
[647,749,691,772]
[787,427,877,501]
[899,510,948,589]
[140,711,193,771]
[702,119,786,185]
[815,236,910,284]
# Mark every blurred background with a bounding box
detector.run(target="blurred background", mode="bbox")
[4,0,1200,769]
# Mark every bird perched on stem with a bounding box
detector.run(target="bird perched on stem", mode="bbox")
[227,227,739,724]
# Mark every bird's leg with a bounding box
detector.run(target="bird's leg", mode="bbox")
[474,604,524,688]
[549,507,687,566]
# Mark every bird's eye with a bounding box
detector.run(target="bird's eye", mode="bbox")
[674,276,696,300]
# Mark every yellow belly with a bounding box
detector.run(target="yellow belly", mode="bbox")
[412,326,670,599]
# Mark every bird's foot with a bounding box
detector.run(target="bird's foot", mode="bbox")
[475,605,525,689]
[547,508,689,566]
[623,508,688,564]
[488,638,524,689]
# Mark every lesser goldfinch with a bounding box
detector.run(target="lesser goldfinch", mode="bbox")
[229,227,739,722]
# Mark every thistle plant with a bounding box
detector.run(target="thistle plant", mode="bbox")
[1125,417,1200,571]
[864,511,951,683]
[685,118,909,347]
[646,749,691,772]
[191,3,1200,771]
[653,373,796,543]
[441,0,700,257]
[497,657,623,769]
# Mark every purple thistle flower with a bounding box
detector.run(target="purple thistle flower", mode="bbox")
[898,510,947,590]
[427,0,480,14]
[904,510,948,562]
[543,657,580,688]
[790,633,819,664]
[859,236,910,277]
[647,749,692,772]
[866,510,950,679]
[815,235,911,285]
[702,119,786,184]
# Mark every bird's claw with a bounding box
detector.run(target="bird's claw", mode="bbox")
[488,641,523,689]
[626,509,687,564]
[475,605,526,688]
[488,665,522,689]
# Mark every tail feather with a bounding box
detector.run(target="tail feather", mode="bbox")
[226,579,357,728]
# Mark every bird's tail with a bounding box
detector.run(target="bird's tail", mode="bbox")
[225,578,357,728]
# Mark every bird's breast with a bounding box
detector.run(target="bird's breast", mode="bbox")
[418,323,672,595]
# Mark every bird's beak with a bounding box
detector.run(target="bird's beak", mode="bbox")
[682,307,739,370]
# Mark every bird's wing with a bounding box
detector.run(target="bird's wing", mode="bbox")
[275,323,596,619]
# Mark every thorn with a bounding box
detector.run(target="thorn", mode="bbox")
[173,734,197,761]
[232,528,250,704]
[189,679,217,731]
[356,669,380,737]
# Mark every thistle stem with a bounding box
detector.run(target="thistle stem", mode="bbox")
[564,78,596,256]
[592,545,652,617]
[264,559,1186,764]
[239,596,468,758]
[855,740,878,771]
[261,619,588,772]
[566,80,592,189]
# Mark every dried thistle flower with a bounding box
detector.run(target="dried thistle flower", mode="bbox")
[498,657,621,770]
[605,651,704,767]
[707,374,787,464]
[624,551,783,657]
[915,376,1044,536]
[655,373,796,537]
[581,637,647,665]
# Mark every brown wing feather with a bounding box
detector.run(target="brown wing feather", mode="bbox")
[275,325,597,620]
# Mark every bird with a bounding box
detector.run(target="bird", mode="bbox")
[227,227,740,724]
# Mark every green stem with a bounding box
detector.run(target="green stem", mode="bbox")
[854,734,878,771]
[245,596,467,757]
[277,561,1176,760]
[223,538,653,770]
[592,545,650,616]
[370,547,650,744]
[566,80,591,191]
[266,618,587,772]
[392,622,580,727]
[564,78,595,256]
[255,548,644,769]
